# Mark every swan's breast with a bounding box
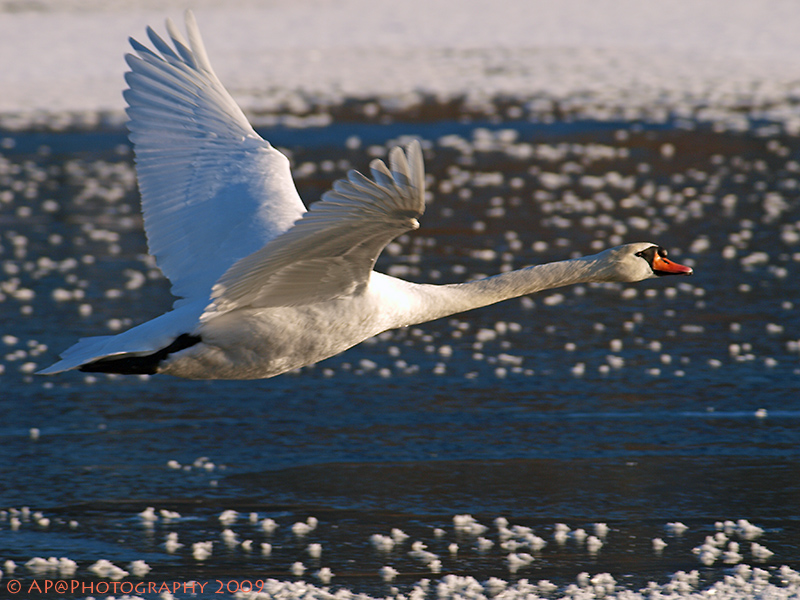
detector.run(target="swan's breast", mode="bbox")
[159,277,414,380]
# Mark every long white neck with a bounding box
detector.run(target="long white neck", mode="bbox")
[389,253,619,327]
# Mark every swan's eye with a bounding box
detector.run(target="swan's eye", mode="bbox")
[635,246,658,261]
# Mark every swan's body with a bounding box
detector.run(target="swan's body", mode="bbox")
[40,13,693,380]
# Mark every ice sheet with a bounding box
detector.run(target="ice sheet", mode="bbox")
[2,0,800,127]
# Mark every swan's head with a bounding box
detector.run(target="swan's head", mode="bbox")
[595,242,694,282]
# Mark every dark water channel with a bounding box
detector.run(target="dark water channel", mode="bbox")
[0,116,798,597]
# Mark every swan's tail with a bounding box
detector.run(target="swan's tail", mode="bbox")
[37,335,120,374]
[38,301,205,375]
[37,333,201,375]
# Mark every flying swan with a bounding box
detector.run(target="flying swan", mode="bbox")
[40,12,693,380]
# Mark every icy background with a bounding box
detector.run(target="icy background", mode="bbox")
[2,0,800,128]
[1,2,800,599]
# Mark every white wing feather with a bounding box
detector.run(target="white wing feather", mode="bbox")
[202,141,426,318]
[124,11,306,303]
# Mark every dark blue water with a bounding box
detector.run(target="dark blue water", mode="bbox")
[0,117,798,598]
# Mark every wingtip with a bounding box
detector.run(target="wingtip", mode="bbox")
[182,9,214,75]
[370,139,424,184]
[35,363,63,376]
[164,16,183,46]
[388,146,410,180]
[184,9,198,29]
[405,139,424,194]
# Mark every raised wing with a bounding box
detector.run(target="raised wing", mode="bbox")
[124,11,306,303]
[201,141,425,319]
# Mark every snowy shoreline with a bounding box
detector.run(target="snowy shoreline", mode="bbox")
[2,0,800,131]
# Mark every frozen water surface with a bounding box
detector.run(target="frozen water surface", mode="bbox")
[1,1,800,599]
[3,112,799,600]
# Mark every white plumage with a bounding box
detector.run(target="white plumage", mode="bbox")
[40,11,692,380]
[125,12,306,303]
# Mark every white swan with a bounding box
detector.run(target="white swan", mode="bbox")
[40,12,693,380]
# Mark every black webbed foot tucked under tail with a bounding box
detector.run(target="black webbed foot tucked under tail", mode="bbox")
[79,334,201,375]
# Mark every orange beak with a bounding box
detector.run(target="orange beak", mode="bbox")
[653,254,693,276]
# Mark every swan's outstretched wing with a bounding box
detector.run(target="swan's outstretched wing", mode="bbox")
[124,11,306,303]
[202,141,425,318]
